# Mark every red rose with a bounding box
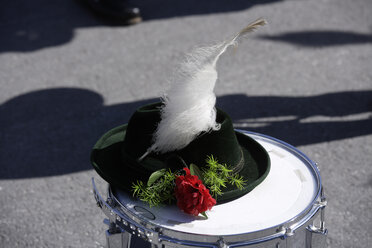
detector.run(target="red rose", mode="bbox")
[174,168,216,216]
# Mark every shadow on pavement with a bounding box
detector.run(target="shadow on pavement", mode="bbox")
[135,0,282,21]
[217,92,372,146]
[0,0,281,53]
[0,88,371,179]
[260,31,372,47]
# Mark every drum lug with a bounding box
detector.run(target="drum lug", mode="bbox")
[285,228,296,248]
[275,225,296,248]
[316,187,327,233]
[306,225,327,248]
[277,226,295,238]
[105,227,132,248]
[306,187,328,248]
[217,238,228,248]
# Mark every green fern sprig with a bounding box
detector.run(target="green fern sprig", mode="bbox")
[230,174,246,190]
[132,169,177,207]
[202,155,247,199]
[132,180,145,197]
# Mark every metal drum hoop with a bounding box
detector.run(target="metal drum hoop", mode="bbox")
[92,131,327,248]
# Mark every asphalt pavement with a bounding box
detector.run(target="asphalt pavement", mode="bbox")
[0,0,371,247]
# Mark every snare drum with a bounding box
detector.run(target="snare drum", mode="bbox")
[92,131,327,248]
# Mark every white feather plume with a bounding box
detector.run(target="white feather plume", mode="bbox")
[139,19,267,160]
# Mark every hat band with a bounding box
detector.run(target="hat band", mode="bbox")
[231,147,245,174]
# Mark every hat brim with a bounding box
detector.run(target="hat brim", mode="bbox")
[91,124,270,204]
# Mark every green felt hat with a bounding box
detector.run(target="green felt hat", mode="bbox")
[91,102,270,204]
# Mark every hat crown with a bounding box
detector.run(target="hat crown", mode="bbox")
[123,102,163,159]
[123,102,243,172]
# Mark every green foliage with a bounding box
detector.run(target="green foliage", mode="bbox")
[147,168,166,186]
[132,169,177,207]
[230,174,246,190]
[190,163,203,181]
[200,211,208,219]
[131,155,247,207]
[202,155,247,199]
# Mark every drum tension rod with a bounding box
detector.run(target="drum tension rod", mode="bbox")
[318,187,327,232]
[315,161,327,231]
[308,186,327,235]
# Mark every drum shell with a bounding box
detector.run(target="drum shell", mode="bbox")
[102,194,326,248]
[104,214,327,248]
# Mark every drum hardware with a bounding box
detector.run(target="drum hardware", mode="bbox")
[93,184,328,248]
[277,187,327,248]
[217,239,227,248]
[314,162,320,171]
[306,188,327,248]
[93,178,161,247]
[92,131,328,248]
[104,219,132,248]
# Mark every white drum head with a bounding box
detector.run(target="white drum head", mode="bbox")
[114,132,319,235]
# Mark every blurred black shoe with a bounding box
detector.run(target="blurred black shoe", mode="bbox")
[81,0,142,25]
